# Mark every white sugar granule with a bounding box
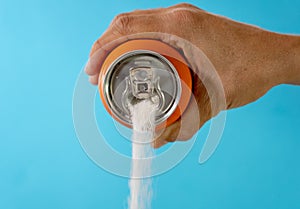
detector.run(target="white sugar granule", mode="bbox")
[128,100,156,209]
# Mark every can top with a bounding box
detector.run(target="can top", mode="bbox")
[98,39,193,129]
[102,50,182,126]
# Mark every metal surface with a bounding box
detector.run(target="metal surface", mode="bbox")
[102,50,182,126]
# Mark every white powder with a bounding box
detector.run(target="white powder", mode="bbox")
[128,100,157,209]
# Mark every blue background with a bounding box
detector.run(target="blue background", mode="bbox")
[0,0,299,208]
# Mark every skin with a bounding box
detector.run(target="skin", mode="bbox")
[85,3,300,148]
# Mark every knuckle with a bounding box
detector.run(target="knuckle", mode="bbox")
[176,3,196,8]
[111,13,133,34]
[92,38,104,49]
[90,38,106,56]
[182,135,192,141]
[172,3,203,11]
[166,137,176,142]
[224,84,235,109]
[90,39,101,56]
[170,8,195,22]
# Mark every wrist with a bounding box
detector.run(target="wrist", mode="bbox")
[285,36,300,85]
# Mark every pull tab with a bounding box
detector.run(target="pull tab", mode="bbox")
[121,66,165,114]
[129,66,154,99]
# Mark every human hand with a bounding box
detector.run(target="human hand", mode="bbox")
[85,3,300,148]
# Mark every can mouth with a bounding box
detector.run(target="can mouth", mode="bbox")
[103,50,182,126]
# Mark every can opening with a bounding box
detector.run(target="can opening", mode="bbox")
[130,66,154,99]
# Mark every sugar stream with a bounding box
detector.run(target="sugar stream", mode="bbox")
[128,100,156,209]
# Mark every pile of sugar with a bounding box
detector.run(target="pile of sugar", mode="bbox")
[128,100,156,209]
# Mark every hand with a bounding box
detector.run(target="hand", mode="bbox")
[85,3,300,148]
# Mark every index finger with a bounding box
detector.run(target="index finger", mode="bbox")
[85,9,174,78]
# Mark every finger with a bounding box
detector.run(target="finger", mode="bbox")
[87,4,200,78]
[87,2,205,75]
[121,7,166,16]
[87,31,171,79]
[86,35,128,76]
[89,30,128,57]
[86,32,172,85]
[152,139,168,149]
[130,3,201,15]
[87,13,165,77]
[88,73,99,85]
[85,48,107,76]
[90,16,163,56]
[152,87,202,148]
[153,121,180,148]
[89,3,197,57]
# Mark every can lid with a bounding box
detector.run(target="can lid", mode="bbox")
[99,40,193,129]
[103,50,181,126]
